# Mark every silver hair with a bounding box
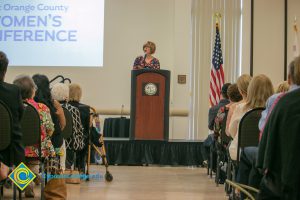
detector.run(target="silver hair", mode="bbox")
[51,83,69,101]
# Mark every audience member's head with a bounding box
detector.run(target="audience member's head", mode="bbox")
[227,84,242,103]
[13,75,36,100]
[69,83,82,102]
[275,81,289,93]
[221,83,231,99]
[51,83,69,102]
[288,55,300,86]
[246,74,274,110]
[0,51,9,82]
[32,74,55,111]
[236,74,252,99]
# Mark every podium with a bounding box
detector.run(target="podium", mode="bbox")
[130,69,170,141]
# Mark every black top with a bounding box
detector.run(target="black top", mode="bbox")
[208,99,230,130]
[0,82,24,166]
[257,88,300,191]
[69,101,90,147]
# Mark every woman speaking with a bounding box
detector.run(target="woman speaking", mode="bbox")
[133,41,160,70]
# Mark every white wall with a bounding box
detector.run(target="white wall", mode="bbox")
[252,0,285,86]
[5,0,191,139]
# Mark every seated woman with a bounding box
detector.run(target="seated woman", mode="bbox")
[226,74,252,137]
[32,74,65,159]
[13,75,55,197]
[214,83,242,141]
[51,83,85,170]
[228,74,274,161]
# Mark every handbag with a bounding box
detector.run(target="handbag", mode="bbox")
[44,158,67,200]
[64,169,81,184]
[44,178,67,200]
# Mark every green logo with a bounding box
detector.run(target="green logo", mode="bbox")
[8,162,36,191]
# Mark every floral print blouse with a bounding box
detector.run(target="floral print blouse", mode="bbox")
[133,56,160,70]
[25,99,56,158]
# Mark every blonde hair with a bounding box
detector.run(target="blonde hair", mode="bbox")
[236,74,252,96]
[143,41,156,54]
[288,56,300,85]
[69,83,82,102]
[245,74,274,110]
[51,83,69,101]
[275,81,289,93]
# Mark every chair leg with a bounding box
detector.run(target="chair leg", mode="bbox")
[0,186,3,200]
[209,146,213,178]
[41,162,45,200]
[13,183,17,200]
[216,152,220,186]
[225,160,232,195]
[18,188,22,200]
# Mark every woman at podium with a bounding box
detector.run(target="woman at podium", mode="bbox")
[133,41,160,70]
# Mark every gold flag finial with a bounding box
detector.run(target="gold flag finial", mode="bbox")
[214,12,222,24]
[294,16,298,32]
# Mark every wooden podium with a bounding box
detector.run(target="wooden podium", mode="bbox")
[130,69,170,141]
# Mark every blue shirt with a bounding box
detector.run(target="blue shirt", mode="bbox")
[258,84,300,131]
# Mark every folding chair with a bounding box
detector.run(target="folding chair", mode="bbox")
[0,100,12,200]
[226,107,264,198]
[21,102,43,200]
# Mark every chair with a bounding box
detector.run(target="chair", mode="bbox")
[237,107,264,163]
[61,107,73,140]
[21,102,44,200]
[215,108,231,186]
[0,100,12,200]
[225,180,259,200]
[226,107,264,198]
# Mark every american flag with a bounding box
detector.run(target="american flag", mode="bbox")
[209,23,225,107]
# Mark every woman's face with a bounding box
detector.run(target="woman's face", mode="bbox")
[144,47,151,55]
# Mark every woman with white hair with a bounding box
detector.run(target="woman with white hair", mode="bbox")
[51,83,84,170]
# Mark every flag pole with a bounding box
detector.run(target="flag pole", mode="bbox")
[294,16,298,32]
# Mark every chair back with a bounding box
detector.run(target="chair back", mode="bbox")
[62,107,73,139]
[220,107,231,145]
[237,107,264,160]
[21,102,41,146]
[0,100,12,151]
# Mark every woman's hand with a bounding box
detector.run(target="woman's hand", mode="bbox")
[133,65,143,70]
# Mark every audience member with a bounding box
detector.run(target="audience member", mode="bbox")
[13,75,55,197]
[0,51,24,181]
[201,83,231,166]
[51,83,85,170]
[208,83,231,130]
[32,74,65,158]
[228,74,273,161]
[69,83,90,173]
[226,74,252,136]
[214,83,242,140]
[257,89,300,199]
[238,57,300,193]
[275,81,289,93]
